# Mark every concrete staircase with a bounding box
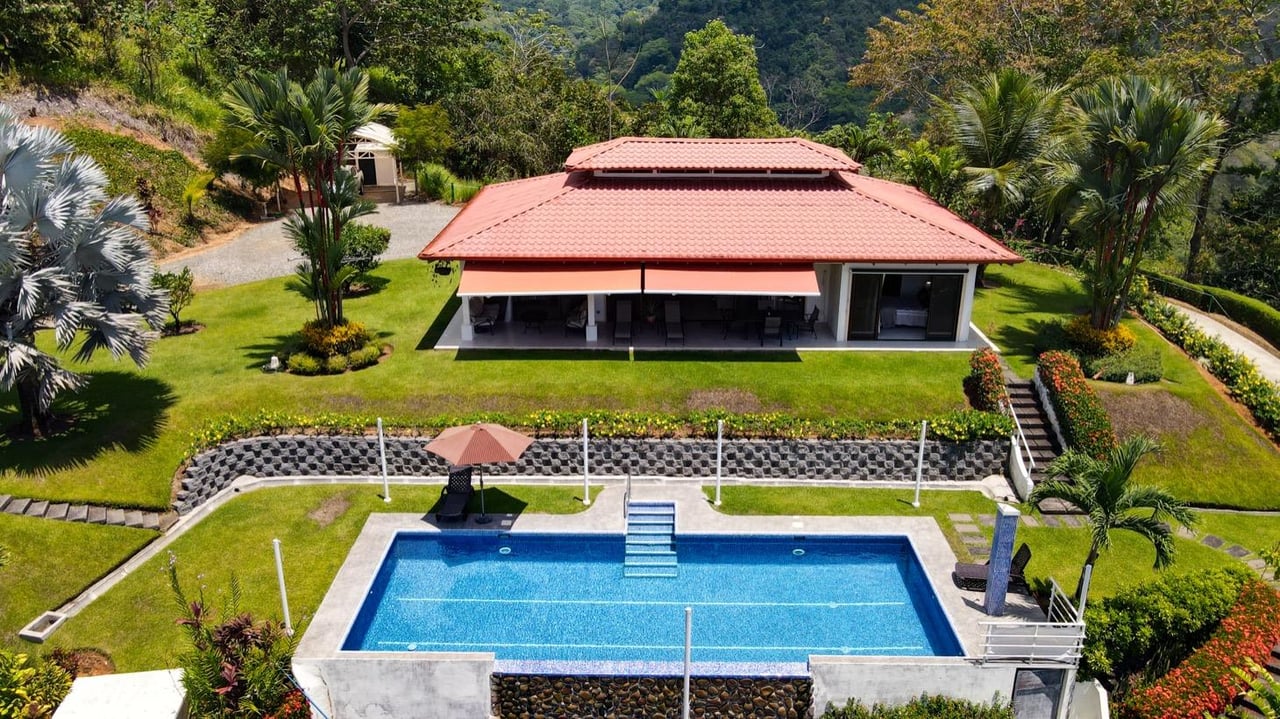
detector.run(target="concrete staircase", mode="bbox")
[624,501,678,578]
[1005,380,1068,512]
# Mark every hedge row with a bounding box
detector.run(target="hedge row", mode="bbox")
[1122,581,1280,719]
[1143,271,1280,351]
[185,408,1015,459]
[1139,297,1280,440]
[1037,351,1117,458]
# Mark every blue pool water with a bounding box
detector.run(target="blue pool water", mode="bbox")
[343,533,962,669]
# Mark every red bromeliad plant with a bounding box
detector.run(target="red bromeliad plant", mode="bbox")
[1123,581,1280,719]
[1037,351,1117,458]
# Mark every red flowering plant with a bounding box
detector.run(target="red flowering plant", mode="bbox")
[1123,581,1280,719]
[965,348,1007,412]
[1037,351,1117,458]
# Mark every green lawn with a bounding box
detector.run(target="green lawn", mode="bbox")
[1196,512,1280,558]
[974,262,1280,510]
[49,484,588,671]
[0,514,156,648]
[0,259,970,509]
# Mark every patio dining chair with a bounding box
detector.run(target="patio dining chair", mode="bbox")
[664,300,685,346]
[760,315,783,346]
[613,299,633,345]
[798,306,820,339]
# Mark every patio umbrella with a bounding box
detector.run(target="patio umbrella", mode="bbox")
[424,423,534,523]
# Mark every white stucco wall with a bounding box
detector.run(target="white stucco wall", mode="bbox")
[294,654,494,719]
[810,657,1018,712]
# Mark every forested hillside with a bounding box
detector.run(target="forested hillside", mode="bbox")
[572,0,915,128]
[497,0,658,42]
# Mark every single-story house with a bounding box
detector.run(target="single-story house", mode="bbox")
[349,122,403,201]
[418,137,1022,347]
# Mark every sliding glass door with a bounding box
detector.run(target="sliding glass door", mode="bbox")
[847,273,883,339]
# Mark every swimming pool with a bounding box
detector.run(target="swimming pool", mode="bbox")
[343,532,963,672]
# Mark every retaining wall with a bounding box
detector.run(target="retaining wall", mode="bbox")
[175,435,1007,513]
[491,674,812,719]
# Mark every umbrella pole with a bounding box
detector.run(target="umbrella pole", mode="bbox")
[475,467,492,524]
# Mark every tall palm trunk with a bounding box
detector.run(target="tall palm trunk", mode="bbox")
[1076,541,1101,600]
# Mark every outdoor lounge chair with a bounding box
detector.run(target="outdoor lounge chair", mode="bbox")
[664,300,684,346]
[435,464,474,522]
[468,297,500,333]
[564,301,588,336]
[613,299,633,345]
[953,543,1032,592]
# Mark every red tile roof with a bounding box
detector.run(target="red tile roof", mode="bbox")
[563,137,862,173]
[420,169,1022,265]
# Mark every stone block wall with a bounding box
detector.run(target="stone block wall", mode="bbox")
[174,435,1007,514]
[491,674,812,719]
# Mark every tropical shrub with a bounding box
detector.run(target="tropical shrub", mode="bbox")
[0,650,72,719]
[342,223,391,283]
[266,689,312,719]
[1081,566,1252,689]
[169,560,300,719]
[965,348,1006,411]
[347,343,382,369]
[1036,351,1117,458]
[184,409,1015,459]
[153,266,196,332]
[1081,346,1163,384]
[323,354,349,374]
[821,693,1014,718]
[415,162,484,204]
[285,352,323,376]
[299,320,371,358]
[1123,580,1280,719]
[1261,541,1280,581]
[1139,296,1280,439]
[1064,315,1137,356]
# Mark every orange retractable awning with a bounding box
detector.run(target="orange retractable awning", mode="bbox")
[644,265,820,296]
[457,263,642,297]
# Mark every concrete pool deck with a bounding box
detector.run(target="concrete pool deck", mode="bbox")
[295,484,1045,670]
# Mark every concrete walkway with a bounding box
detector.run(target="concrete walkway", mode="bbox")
[159,201,460,287]
[1176,304,1280,385]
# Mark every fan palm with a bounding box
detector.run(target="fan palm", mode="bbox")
[0,105,167,436]
[942,69,1064,228]
[1039,76,1223,329]
[222,66,392,327]
[1028,435,1197,599]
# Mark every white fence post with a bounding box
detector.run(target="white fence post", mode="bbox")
[272,538,293,635]
[377,417,390,503]
[714,420,723,506]
[582,418,591,506]
[912,420,927,508]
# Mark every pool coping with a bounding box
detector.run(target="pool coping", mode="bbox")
[296,484,1043,675]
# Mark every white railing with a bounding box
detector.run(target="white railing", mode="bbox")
[622,473,632,522]
[979,580,1085,665]
[1001,397,1036,471]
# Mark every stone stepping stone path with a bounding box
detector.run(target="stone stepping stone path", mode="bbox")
[1198,531,1280,588]
[0,494,172,531]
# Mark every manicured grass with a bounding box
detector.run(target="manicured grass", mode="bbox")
[973,262,1280,510]
[1018,525,1233,599]
[708,486,999,561]
[1196,512,1280,558]
[0,259,970,509]
[0,514,156,648]
[50,484,588,671]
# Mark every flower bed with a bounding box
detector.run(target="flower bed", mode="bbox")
[1122,580,1280,719]
[1138,297,1280,440]
[965,348,1007,411]
[1036,351,1117,458]
[185,408,1014,459]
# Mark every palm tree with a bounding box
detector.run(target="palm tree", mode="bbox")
[0,105,168,437]
[1039,76,1224,330]
[894,139,967,207]
[942,69,1064,230]
[222,66,393,327]
[1028,436,1197,598]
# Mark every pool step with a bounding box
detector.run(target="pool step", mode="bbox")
[624,501,677,578]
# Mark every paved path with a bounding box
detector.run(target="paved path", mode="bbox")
[159,201,460,287]
[1176,304,1280,385]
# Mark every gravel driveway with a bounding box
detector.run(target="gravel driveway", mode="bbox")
[160,201,460,287]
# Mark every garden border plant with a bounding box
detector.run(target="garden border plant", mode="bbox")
[1036,351,1117,458]
[1142,271,1280,350]
[184,408,1015,460]
[964,348,1006,411]
[1122,580,1280,719]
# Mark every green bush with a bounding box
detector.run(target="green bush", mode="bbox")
[299,320,371,357]
[1082,345,1163,383]
[1143,271,1280,350]
[286,352,323,376]
[1064,315,1138,356]
[0,650,72,718]
[964,348,1006,411]
[415,162,484,204]
[821,694,1013,719]
[324,354,349,373]
[1080,566,1252,691]
[347,343,382,369]
[343,223,391,278]
[1037,351,1117,458]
